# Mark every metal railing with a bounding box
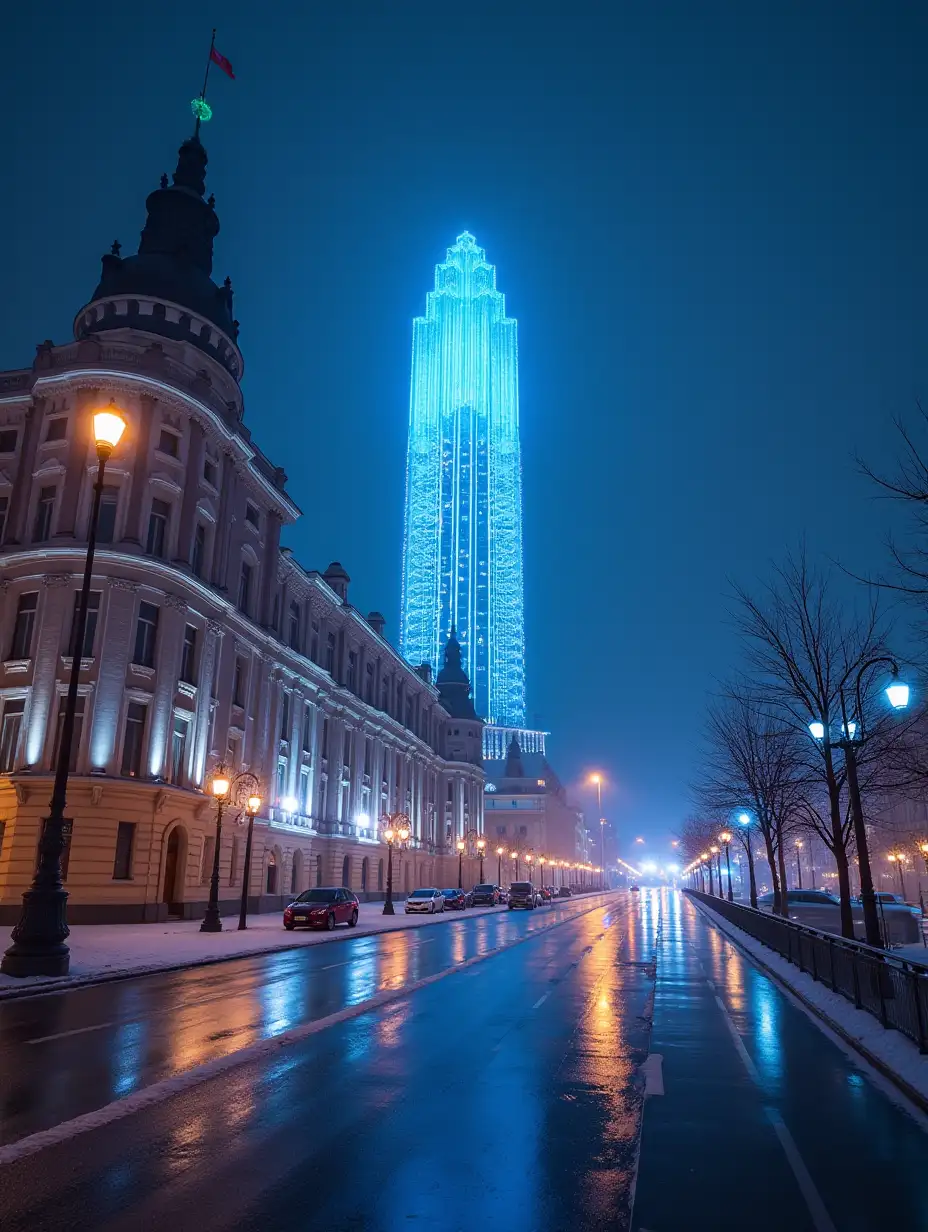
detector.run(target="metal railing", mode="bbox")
[685,890,928,1053]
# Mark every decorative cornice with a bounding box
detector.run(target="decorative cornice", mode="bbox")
[42,572,73,588]
[109,577,140,592]
[162,592,189,612]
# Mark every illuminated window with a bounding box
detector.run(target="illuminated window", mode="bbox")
[133,602,159,668]
[0,699,25,771]
[120,702,147,777]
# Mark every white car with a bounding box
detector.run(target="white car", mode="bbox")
[405,888,445,914]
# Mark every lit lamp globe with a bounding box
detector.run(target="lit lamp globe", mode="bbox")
[93,402,127,457]
[211,774,231,799]
[398,824,410,843]
[808,720,826,741]
[496,846,504,856]
[886,680,910,710]
[476,838,486,852]
[457,839,465,853]
[246,795,261,815]
[384,827,395,844]
[719,831,732,844]
[737,812,751,826]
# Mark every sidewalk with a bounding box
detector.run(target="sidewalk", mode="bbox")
[0,899,511,999]
[0,892,606,999]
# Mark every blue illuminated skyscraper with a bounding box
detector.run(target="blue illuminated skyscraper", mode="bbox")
[401,232,525,727]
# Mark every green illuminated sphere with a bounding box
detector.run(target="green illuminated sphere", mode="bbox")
[190,97,212,124]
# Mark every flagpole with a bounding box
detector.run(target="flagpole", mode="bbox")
[194,29,217,138]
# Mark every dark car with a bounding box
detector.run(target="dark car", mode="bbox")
[471,883,500,906]
[284,887,359,931]
[557,886,573,898]
[442,888,467,910]
[508,881,537,910]
[538,886,553,902]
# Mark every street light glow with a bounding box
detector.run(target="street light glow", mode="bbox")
[808,720,825,740]
[281,795,298,814]
[886,681,910,709]
[737,812,751,825]
[93,404,128,451]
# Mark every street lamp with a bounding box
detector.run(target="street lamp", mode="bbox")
[794,838,804,890]
[381,812,411,915]
[496,845,504,885]
[590,772,607,891]
[510,849,520,879]
[201,766,235,932]
[525,851,534,884]
[718,831,733,901]
[887,851,909,900]
[808,658,910,947]
[538,854,546,887]
[710,845,722,898]
[476,837,486,882]
[457,839,466,889]
[235,779,263,930]
[3,402,127,977]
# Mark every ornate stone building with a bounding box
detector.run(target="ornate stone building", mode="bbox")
[0,129,483,923]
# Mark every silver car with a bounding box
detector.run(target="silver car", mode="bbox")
[758,889,921,944]
[404,888,445,914]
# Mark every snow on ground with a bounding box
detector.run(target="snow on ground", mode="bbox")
[0,893,605,999]
[692,898,928,1107]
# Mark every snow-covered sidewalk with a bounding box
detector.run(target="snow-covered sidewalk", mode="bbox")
[690,897,928,1109]
[0,894,606,1000]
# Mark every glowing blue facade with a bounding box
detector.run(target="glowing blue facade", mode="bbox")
[401,232,525,727]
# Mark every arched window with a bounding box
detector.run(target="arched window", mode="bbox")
[378,858,384,891]
[342,854,351,888]
[361,857,369,892]
[266,851,278,895]
[316,853,323,887]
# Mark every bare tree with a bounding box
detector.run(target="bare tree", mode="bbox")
[731,550,894,938]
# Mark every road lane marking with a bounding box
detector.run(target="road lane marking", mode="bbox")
[641,1052,664,1096]
[532,991,551,1009]
[0,895,621,1166]
[765,1108,838,1232]
[27,1022,114,1045]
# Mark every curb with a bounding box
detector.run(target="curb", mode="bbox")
[690,897,928,1117]
[0,892,613,1003]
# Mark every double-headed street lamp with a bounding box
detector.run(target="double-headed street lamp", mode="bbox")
[718,831,733,901]
[202,766,262,932]
[887,851,909,900]
[510,849,520,879]
[457,838,466,889]
[235,778,263,931]
[2,403,128,978]
[808,658,909,947]
[381,812,411,915]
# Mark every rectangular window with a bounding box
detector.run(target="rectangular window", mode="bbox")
[233,657,246,708]
[0,495,8,543]
[346,650,357,692]
[343,729,352,771]
[300,765,311,813]
[133,602,159,668]
[364,738,372,775]
[96,485,119,544]
[0,428,17,452]
[9,592,38,659]
[288,601,300,651]
[157,428,179,458]
[169,714,189,783]
[51,695,85,773]
[238,562,252,614]
[146,498,169,557]
[45,417,67,442]
[276,759,287,803]
[280,692,290,740]
[191,523,206,577]
[245,503,260,530]
[310,620,319,663]
[203,458,217,487]
[226,731,241,770]
[200,836,215,885]
[0,699,25,772]
[301,706,312,753]
[33,486,55,542]
[112,822,136,880]
[68,590,101,659]
[321,719,329,758]
[365,661,374,703]
[180,625,197,684]
[120,702,147,777]
[325,632,335,673]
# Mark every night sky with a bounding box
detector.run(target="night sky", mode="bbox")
[2,2,926,850]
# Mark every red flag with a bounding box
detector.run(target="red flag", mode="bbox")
[210,46,235,79]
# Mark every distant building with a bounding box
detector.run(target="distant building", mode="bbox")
[400,233,526,728]
[483,737,590,878]
[0,127,483,923]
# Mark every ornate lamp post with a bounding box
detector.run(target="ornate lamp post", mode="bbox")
[496,846,505,886]
[702,852,713,896]
[457,839,466,889]
[476,837,486,882]
[538,854,546,887]
[809,659,910,947]
[381,812,411,915]
[710,846,722,897]
[718,831,734,901]
[3,404,127,977]
[201,764,253,933]
[887,851,909,900]
[794,838,804,890]
[510,849,520,879]
[233,776,262,930]
[918,841,928,916]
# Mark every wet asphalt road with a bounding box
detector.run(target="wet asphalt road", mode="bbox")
[0,890,926,1232]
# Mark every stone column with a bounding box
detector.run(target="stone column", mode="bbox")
[146,594,188,780]
[56,387,100,539]
[120,393,157,546]
[259,511,282,628]
[24,574,74,768]
[6,398,43,544]
[193,621,224,787]
[174,419,204,566]
[211,452,237,590]
[88,579,138,771]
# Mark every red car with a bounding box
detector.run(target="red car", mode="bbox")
[441,888,467,910]
[284,887,359,931]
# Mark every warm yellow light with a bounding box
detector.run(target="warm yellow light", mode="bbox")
[710,846,719,854]
[246,794,261,815]
[920,841,928,854]
[509,850,518,859]
[794,839,803,849]
[384,827,395,843]
[718,831,732,843]
[398,825,410,842]
[590,773,602,785]
[496,846,504,855]
[476,838,486,851]
[457,840,465,852]
[539,856,546,866]
[93,403,127,450]
[211,775,230,798]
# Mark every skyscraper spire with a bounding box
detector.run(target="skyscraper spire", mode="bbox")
[400,233,526,727]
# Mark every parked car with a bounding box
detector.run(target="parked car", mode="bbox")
[759,889,922,944]
[405,888,445,914]
[471,884,501,906]
[538,886,553,902]
[546,886,558,900]
[508,881,538,910]
[497,887,509,905]
[463,888,475,908]
[629,885,640,893]
[442,888,467,910]
[557,886,573,898]
[284,887,359,931]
